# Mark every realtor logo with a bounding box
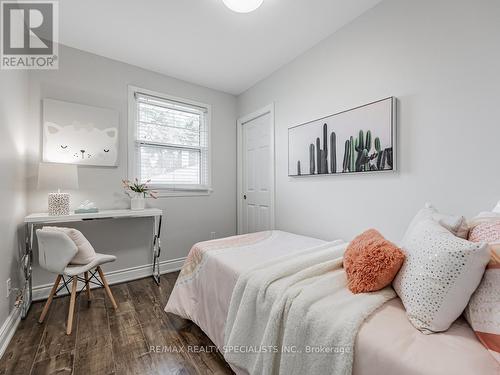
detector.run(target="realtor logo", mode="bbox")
[1,0,58,69]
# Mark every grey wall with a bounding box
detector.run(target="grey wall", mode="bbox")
[237,0,500,243]
[0,70,29,326]
[27,46,237,288]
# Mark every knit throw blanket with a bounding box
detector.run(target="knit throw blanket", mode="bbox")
[224,241,396,375]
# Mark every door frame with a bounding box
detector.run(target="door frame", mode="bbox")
[237,103,275,234]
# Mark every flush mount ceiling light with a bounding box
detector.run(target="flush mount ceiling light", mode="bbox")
[222,0,264,13]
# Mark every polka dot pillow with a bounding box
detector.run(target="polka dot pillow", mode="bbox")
[393,218,490,334]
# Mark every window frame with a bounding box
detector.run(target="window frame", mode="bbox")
[128,85,212,197]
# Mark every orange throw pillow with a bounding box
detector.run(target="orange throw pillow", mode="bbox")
[343,229,405,294]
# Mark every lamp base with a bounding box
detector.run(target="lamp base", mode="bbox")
[48,192,70,216]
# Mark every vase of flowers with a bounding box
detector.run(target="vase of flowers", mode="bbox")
[122,179,158,210]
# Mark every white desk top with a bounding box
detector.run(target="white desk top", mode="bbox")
[25,208,163,223]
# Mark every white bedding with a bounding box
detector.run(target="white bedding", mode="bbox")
[224,241,395,375]
[165,230,325,348]
[165,230,500,375]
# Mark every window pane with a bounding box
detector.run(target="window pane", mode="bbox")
[137,102,200,146]
[139,145,200,185]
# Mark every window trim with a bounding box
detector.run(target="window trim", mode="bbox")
[127,85,212,197]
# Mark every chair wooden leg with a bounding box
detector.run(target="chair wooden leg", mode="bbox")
[97,266,117,310]
[66,276,78,335]
[39,274,61,323]
[84,271,91,302]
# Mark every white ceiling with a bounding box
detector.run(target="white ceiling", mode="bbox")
[59,0,381,95]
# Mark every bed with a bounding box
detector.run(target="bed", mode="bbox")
[165,230,500,375]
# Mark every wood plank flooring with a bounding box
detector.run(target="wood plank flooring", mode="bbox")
[0,272,234,375]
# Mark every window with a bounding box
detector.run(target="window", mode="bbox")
[128,87,211,193]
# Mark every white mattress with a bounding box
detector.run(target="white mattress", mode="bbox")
[166,230,324,349]
[166,231,500,375]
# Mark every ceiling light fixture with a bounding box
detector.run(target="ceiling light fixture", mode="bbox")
[222,0,264,13]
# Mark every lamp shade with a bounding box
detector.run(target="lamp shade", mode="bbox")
[38,163,79,190]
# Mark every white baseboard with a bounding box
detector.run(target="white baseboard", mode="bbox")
[0,308,21,359]
[32,257,186,301]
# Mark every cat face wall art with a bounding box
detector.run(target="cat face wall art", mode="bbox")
[42,99,119,166]
[44,123,118,165]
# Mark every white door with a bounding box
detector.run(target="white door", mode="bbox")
[238,105,275,234]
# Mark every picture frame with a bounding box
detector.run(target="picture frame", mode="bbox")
[42,99,119,167]
[288,97,396,177]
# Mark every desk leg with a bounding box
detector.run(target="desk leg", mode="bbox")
[21,223,33,319]
[152,215,162,285]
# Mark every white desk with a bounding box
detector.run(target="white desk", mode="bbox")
[21,208,163,319]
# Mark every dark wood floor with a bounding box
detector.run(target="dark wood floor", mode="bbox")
[0,272,234,375]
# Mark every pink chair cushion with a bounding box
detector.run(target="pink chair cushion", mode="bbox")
[343,229,405,294]
[43,227,97,265]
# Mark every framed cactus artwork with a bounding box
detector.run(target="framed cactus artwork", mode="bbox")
[288,97,396,176]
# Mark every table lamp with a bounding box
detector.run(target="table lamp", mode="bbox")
[38,163,79,216]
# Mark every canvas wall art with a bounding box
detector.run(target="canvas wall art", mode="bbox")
[288,97,396,176]
[42,99,119,166]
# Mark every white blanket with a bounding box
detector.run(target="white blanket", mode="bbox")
[224,241,396,375]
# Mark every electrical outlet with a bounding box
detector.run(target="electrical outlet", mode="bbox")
[210,232,216,240]
[6,278,11,298]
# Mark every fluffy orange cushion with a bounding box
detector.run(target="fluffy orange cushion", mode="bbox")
[343,229,405,294]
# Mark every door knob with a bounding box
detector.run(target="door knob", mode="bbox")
[243,194,247,200]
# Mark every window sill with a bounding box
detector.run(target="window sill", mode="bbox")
[152,188,213,198]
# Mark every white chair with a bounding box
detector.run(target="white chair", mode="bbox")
[36,229,118,335]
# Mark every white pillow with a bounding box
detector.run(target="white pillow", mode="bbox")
[493,200,500,213]
[401,203,469,243]
[43,226,97,265]
[393,219,490,334]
